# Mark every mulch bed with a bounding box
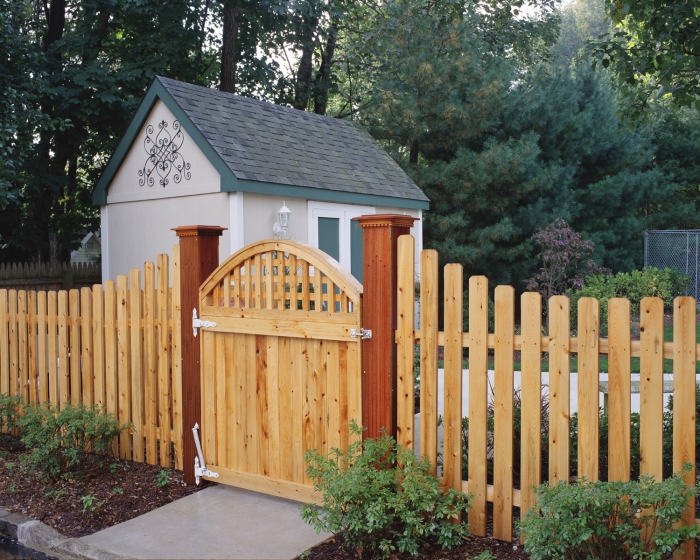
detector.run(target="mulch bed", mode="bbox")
[0,436,201,538]
[295,533,527,560]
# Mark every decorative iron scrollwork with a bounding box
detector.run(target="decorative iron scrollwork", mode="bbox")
[139,120,191,187]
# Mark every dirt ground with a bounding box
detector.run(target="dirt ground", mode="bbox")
[0,436,200,538]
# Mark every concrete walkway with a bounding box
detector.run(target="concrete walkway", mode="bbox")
[76,485,331,560]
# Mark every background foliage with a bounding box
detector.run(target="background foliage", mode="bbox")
[2,0,699,292]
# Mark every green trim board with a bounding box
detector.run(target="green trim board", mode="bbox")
[92,77,430,210]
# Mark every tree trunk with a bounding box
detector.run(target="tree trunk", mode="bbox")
[410,141,419,165]
[313,21,338,116]
[221,2,239,93]
[42,0,66,52]
[294,44,314,110]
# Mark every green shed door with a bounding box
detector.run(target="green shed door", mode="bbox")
[350,219,363,284]
[318,218,340,261]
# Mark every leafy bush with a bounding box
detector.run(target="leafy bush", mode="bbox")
[569,267,689,331]
[0,393,23,432]
[18,403,130,480]
[525,219,608,300]
[520,468,699,560]
[300,422,471,559]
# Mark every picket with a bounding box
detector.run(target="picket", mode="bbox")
[144,263,157,465]
[69,290,80,406]
[443,263,463,520]
[419,250,439,474]
[640,297,664,481]
[37,292,47,404]
[80,288,93,407]
[577,297,599,482]
[48,291,58,406]
[467,275,488,536]
[18,291,27,403]
[157,254,171,467]
[608,298,631,482]
[396,235,415,449]
[519,292,541,522]
[673,297,696,560]
[117,275,131,460]
[0,291,8,397]
[27,291,37,404]
[493,285,514,541]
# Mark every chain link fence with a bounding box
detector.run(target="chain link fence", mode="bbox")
[644,230,700,301]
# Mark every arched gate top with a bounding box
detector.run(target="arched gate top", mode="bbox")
[200,239,362,313]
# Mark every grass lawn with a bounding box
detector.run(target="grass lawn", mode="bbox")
[435,322,700,373]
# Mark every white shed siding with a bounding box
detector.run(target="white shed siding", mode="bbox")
[107,99,220,204]
[106,193,230,280]
[241,193,308,246]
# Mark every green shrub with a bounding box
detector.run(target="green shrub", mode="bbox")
[300,421,471,559]
[520,467,699,560]
[18,402,130,480]
[156,470,170,487]
[0,394,24,432]
[569,267,689,332]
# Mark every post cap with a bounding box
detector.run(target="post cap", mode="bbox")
[172,225,227,238]
[352,214,419,229]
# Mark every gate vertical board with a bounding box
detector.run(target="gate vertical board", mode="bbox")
[197,240,362,503]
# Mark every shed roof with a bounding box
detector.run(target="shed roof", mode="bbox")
[93,76,429,209]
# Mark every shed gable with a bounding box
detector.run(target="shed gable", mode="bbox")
[107,99,220,204]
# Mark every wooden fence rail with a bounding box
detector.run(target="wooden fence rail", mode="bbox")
[396,235,697,558]
[0,248,182,470]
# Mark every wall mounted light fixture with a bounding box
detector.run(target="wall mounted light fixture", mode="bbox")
[272,202,291,239]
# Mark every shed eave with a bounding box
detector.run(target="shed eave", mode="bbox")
[229,179,429,210]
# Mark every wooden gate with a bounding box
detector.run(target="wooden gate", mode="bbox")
[197,240,363,502]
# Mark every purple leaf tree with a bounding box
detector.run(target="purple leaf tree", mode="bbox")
[525,219,609,301]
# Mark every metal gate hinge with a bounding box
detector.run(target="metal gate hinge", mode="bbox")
[192,308,216,337]
[192,423,219,485]
[350,328,372,339]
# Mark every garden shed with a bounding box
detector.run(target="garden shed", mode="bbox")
[93,76,429,281]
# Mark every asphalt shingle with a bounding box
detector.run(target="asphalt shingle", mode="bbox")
[158,77,428,204]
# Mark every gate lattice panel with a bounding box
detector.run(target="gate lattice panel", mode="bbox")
[197,240,363,502]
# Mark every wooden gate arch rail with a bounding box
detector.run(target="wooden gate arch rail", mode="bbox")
[196,239,364,503]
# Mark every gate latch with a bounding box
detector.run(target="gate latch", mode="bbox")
[192,308,216,337]
[350,328,372,340]
[192,423,219,485]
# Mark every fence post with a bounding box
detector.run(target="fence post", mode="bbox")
[173,225,226,485]
[354,214,418,440]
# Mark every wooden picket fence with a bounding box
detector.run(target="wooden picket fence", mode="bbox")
[395,235,697,558]
[0,248,182,470]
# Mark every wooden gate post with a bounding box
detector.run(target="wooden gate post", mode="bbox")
[173,225,226,485]
[354,214,418,440]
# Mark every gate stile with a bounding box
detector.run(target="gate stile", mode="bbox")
[196,240,363,503]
